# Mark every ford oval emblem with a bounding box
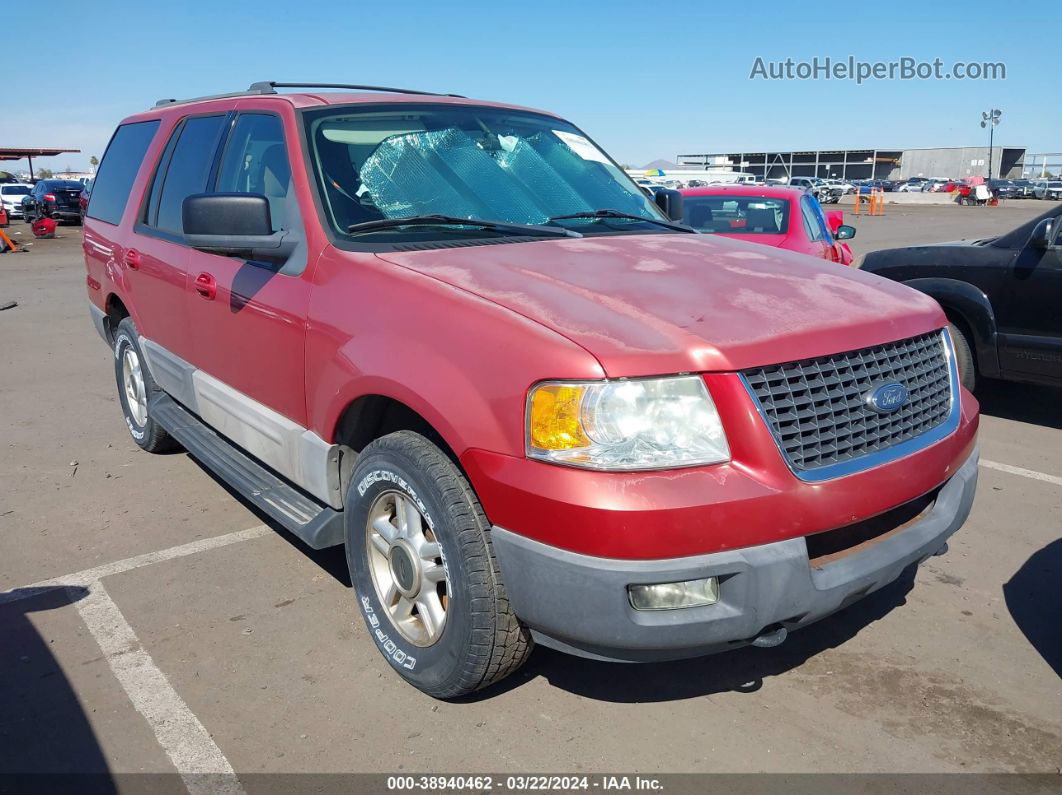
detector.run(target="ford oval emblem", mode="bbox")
[865,382,908,414]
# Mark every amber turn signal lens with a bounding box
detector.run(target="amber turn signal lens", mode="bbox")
[528,384,589,451]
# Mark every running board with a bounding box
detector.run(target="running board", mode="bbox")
[151,394,345,549]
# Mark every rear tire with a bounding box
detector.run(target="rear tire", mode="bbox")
[113,317,179,453]
[345,430,532,698]
[948,322,976,393]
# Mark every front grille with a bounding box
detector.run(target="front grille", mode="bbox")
[743,331,952,473]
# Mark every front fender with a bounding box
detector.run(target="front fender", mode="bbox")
[322,333,507,460]
[903,277,999,377]
[305,249,605,460]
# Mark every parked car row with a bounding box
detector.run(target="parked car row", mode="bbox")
[888,176,1060,199]
[637,175,852,202]
[786,177,844,203]
[1030,179,1062,200]
[1,179,92,224]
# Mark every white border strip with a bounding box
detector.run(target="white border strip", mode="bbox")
[980,459,1062,488]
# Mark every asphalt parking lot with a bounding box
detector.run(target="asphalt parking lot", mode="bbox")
[1,203,1060,780]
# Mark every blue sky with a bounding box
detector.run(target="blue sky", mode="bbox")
[2,0,1058,173]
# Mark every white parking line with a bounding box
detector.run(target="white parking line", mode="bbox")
[0,525,271,793]
[0,525,271,606]
[980,459,1062,488]
[75,581,244,794]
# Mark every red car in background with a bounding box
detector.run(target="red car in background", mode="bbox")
[679,185,856,265]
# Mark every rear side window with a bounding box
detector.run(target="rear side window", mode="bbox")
[800,196,828,242]
[88,120,160,225]
[153,115,227,233]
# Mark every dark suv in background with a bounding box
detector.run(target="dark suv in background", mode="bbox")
[21,179,85,223]
[861,205,1062,391]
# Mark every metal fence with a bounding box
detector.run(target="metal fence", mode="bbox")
[1021,153,1062,179]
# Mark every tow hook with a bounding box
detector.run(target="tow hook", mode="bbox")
[752,625,788,648]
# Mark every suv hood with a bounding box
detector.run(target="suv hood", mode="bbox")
[377,233,944,376]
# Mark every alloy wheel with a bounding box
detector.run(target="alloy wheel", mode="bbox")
[121,346,148,426]
[365,490,449,646]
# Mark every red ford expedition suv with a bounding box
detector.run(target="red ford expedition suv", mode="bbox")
[84,82,979,697]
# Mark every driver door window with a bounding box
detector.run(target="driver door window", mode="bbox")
[216,113,292,232]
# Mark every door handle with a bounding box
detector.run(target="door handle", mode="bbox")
[124,249,142,270]
[194,272,217,300]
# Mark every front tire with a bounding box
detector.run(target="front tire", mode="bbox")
[113,317,178,452]
[345,431,532,698]
[948,322,976,393]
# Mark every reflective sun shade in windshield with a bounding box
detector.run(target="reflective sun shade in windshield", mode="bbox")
[304,105,661,239]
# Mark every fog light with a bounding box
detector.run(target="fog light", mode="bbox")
[628,577,719,610]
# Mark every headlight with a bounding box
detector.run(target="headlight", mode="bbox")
[526,375,730,470]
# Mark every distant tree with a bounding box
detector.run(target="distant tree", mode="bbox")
[89,155,99,167]
[37,168,54,178]
[63,164,73,174]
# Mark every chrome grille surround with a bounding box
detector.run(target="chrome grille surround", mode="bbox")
[741,330,960,481]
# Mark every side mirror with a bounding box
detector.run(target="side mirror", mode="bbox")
[653,188,683,221]
[1029,217,1054,250]
[183,193,285,254]
[835,224,856,241]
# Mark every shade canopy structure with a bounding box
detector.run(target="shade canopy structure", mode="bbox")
[0,147,81,179]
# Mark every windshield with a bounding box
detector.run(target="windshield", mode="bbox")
[682,196,789,235]
[2,185,30,195]
[303,104,664,242]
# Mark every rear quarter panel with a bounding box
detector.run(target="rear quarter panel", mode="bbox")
[83,114,177,329]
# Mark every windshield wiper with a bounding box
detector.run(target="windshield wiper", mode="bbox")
[347,214,581,238]
[548,209,696,233]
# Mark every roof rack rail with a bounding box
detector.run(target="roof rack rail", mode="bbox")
[154,81,465,109]
[153,84,277,108]
[247,81,465,98]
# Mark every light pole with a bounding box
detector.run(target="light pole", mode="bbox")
[980,109,1001,179]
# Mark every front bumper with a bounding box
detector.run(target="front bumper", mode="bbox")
[492,446,978,662]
